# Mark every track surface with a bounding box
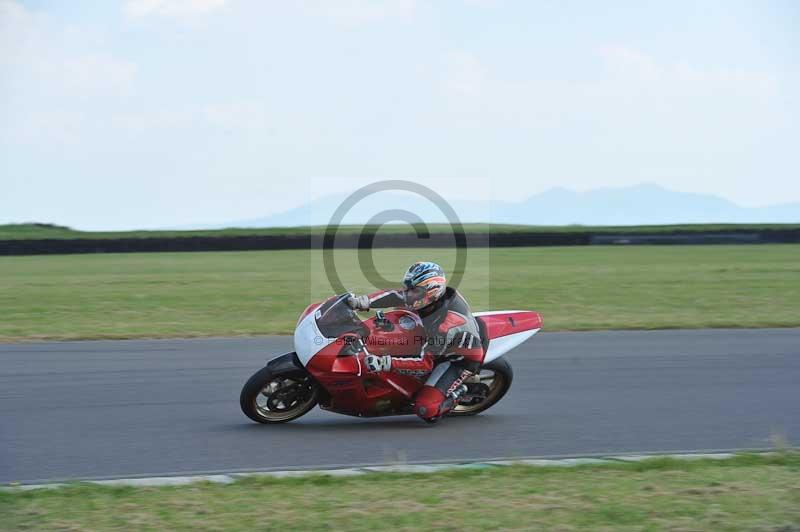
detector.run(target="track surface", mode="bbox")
[2,329,798,484]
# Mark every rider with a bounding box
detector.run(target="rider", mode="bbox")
[347,262,483,422]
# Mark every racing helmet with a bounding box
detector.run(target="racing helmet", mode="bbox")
[402,261,446,310]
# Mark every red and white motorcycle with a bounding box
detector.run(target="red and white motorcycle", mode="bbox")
[240,293,542,423]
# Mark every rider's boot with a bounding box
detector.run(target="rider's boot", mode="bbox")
[414,384,468,423]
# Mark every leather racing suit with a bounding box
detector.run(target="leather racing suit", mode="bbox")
[364,286,483,420]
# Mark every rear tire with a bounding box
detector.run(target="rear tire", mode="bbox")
[448,357,513,416]
[240,366,319,424]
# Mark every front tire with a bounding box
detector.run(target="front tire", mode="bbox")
[240,366,319,423]
[449,357,513,416]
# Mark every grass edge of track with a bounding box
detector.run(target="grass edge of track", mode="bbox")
[3,452,799,530]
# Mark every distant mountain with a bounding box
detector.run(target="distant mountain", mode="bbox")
[212,184,800,228]
[494,184,800,225]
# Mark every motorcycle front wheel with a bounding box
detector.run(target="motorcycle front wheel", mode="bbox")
[449,357,514,416]
[240,366,320,423]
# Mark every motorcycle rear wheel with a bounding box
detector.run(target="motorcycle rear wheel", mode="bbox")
[449,357,513,416]
[240,366,319,423]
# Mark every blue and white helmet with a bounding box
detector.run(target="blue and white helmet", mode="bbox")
[402,262,447,310]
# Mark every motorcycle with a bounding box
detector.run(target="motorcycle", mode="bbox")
[240,293,542,423]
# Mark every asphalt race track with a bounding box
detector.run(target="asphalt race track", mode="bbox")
[2,329,798,484]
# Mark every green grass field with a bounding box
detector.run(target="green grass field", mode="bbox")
[1,222,798,240]
[1,245,798,341]
[2,454,799,531]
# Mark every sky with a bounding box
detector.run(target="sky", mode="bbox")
[1,0,798,230]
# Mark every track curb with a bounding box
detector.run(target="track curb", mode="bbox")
[2,451,770,491]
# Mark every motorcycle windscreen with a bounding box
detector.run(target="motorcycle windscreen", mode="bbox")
[315,294,369,339]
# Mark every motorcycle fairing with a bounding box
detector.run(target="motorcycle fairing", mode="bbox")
[294,309,336,366]
[474,311,542,364]
[301,308,428,417]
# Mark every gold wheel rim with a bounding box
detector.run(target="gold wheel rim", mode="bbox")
[254,377,317,421]
[452,369,506,414]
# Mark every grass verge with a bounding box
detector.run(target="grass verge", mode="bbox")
[1,245,799,340]
[2,454,799,531]
[2,222,799,240]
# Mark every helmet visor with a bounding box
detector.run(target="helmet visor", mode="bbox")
[404,286,429,308]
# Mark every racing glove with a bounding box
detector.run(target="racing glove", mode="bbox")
[346,294,370,311]
[365,354,392,373]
